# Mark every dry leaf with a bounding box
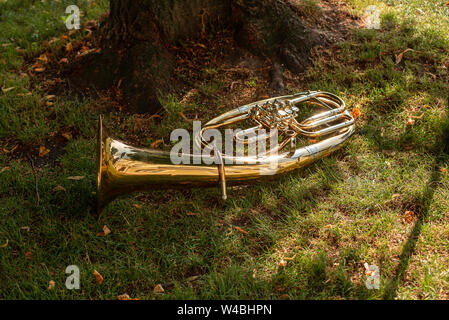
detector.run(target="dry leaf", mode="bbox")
[61,132,72,141]
[0,239,8,248]
[37,54,48,63]
[59,58,69,64]
[153,284,165,294]
[93,270,103,284]
[65,43,73,52]
[67,176,85,180]
[352,106,361,119]
[279,294,290,300]
[39,145,50,157]
[234,226,248,234]
[404,210,415,223]
[406,118,415,126]
[1,167,10,173]
[52,185,66,192]
[132,204,142,209]
[45,95,56,101]
[46,101,54,107]
[117,293,139,300]
[48,280,55,290]
[60,35,69,41]
[151,139,163,149]
[34,67,45,72]
[149,114,162,120]
[1,87,15,93]
[395,48,413,65]
[392,193,401,200]
[97,225,111,237]
[186,275,200,282]
[25,251,32,260]
[103,225,111,235]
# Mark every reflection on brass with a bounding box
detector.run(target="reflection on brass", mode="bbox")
[97,91,355,212]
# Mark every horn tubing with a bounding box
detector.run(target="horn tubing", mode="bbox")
[97,91,355,212]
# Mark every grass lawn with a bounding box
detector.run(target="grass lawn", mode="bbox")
[0,0,448,300]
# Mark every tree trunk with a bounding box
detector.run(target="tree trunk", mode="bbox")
[72,0,321,113]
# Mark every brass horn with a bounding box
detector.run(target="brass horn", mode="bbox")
[97,91,355,212]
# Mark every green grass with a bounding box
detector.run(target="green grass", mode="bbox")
[0,0,448,300]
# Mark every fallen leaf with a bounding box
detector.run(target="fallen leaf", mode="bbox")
[132,204,142,209]
[352,106,361,119]
[61,132,72,141]
[25,251,32,260]
[45,95,56,101]
[1,167,10,173]
[34,67,46,72]
[406,118,415,126]
[234,226,248,234]
[153,284,165,294]
[60,34,69,41]
[117,293,139,300]
[392,193,401,200]
[151,139,163,149]
[65,42,73,52]
[0,239,8,248]
[93,270,103,284]
[67,176,85,180]
[46,101,54,107]
[48,280,55,290]
[97,225,111,236]
[149,114,162,120]
[79,45,89,53]
[283,255,297,261]
[39,145,50,157]
[395,48,413,65]
[1,87,15,93]
[186,275,200,282]
[52,185,66,192]
[59,58,69,64]
[279,294,290,300]
[37,54,48,63]
[404,210,415,223]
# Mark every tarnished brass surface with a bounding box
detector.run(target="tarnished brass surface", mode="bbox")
[97,91,355,212]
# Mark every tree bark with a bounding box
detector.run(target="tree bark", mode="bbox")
[72,0,321,113]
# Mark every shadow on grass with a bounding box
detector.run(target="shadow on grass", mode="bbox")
[382,112,449,299]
